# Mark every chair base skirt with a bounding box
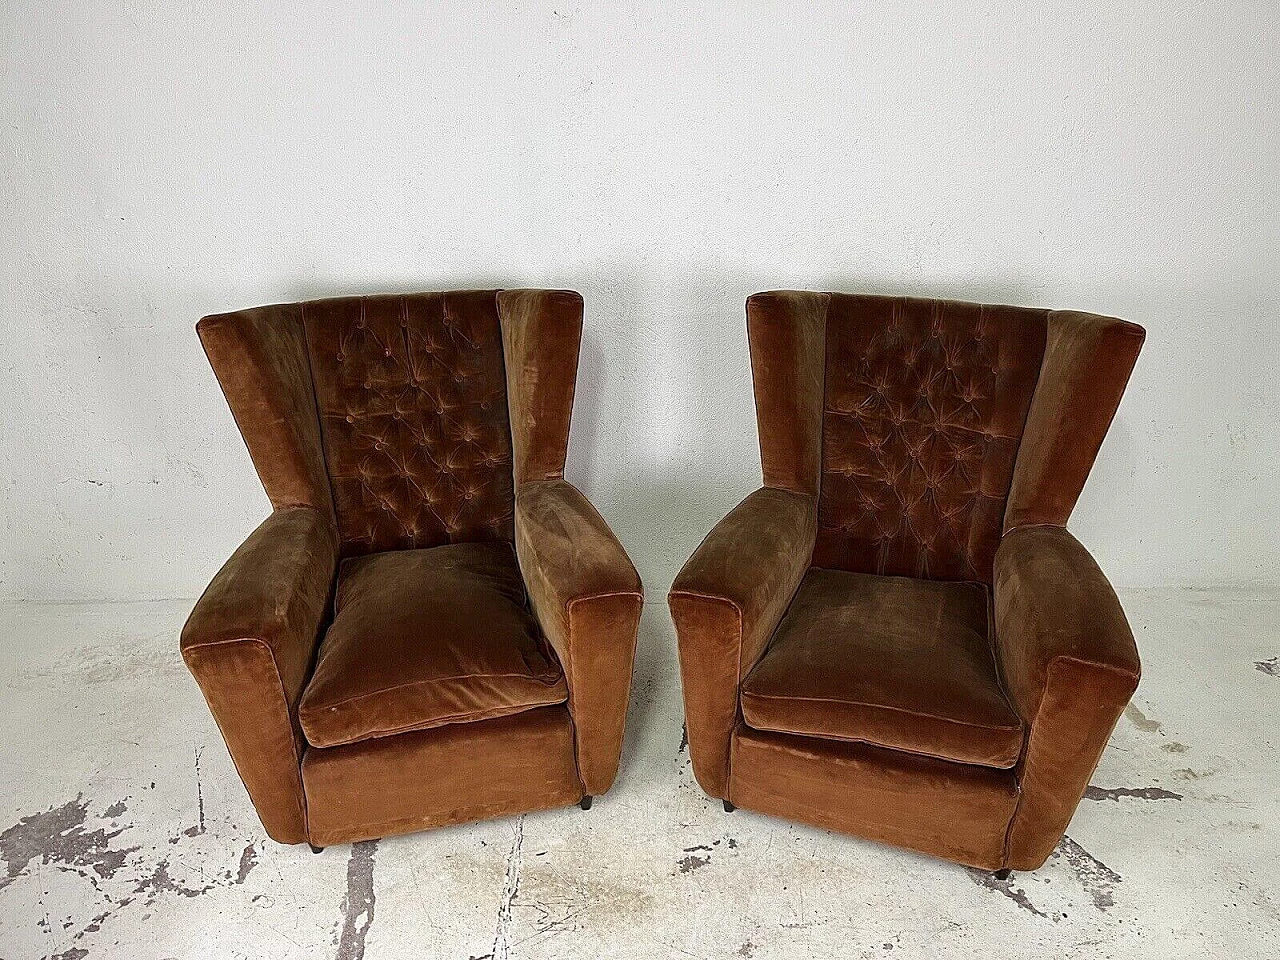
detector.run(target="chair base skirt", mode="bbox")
[728,724,1018,871]
[302,706,583,847]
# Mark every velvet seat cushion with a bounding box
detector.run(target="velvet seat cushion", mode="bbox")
[740,568,1024,768]
[299,542,567,748]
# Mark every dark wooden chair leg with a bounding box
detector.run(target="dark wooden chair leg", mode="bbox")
[309,843,324,854]
[579,795,593,811]
[723,800,735,812]
[993,868,1012,881]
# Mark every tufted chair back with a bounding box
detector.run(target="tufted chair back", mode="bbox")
[197,289,580,559]
[747,291,1144,583]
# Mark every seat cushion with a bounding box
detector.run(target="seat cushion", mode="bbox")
[299,542,567,748]
[740,568,1024,768]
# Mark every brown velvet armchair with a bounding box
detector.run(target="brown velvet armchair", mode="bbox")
[182,289,642,849]
[670,291,1144,873]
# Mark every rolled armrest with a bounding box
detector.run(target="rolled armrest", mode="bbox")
[514,479,643,795]
[994,524,1140,869]
[181,507,338,843]
[668,487,817,798]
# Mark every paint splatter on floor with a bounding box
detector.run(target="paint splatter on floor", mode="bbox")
[967,868,1049,919]
[1083,785,1183,802]
[0,793,259,956]
[0,796,137,892]
[1054,837,1122,912]
[335,840,378,960]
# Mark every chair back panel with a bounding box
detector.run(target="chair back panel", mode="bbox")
[815,294,1046,582]
[303,291,515,556]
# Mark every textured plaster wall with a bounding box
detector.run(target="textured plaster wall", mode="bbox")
[1,1,1277,601]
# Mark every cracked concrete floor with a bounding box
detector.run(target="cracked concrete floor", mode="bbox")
[0,589,1277,959]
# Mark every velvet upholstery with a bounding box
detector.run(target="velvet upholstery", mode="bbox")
[181,506,337,844]
[498,289,583,484]
[298,543,567,748]
[184,289,640,846]
[1004,310,1146,529]
[731,726,1019,870]
[669,487,816,798]
[741,569,1023,769]
[197,307,334,517]
[746,291,828,497]
[303,291,515,556]
[671,291,1144,870]
[816,294,1046,580]
[994,525,1140,869]
[514,478,643,794]
[303,707,581,847]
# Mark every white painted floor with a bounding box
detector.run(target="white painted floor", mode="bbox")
[0,590,1277,959]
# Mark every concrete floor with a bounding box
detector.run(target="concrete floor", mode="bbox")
[0,589,1276,959]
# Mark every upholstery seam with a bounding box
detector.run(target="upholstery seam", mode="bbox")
[558,295,582,483]
[185,635,309,839]
[983,581,1023,746]
[813,292,830,565]
[563,707,588,797]
[668,588,743,617]
[491,288,529,494]
[1001,521,1067,539]
[737,723,1021,772]
[566,584,643,794]
[805,565,988,592]
[513,479,640,792]
[1000,309,1053,535]
[999,653,1139,867]
[1051,653,1141,687]
[669,589,743,793]
[738,690,1024,735]
[297,301,337,529]
[301,672,569,714]
[303,698,569,749]
[566,589,644,612]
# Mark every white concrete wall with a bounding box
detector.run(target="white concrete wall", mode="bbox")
[1,1,1277,601]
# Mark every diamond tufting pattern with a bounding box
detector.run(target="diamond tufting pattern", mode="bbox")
[814,294,1047,582]
[303,291,515,556]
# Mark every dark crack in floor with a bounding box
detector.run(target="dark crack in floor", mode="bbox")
[487,816,524,960]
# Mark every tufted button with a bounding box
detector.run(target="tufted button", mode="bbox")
[346,414,354,423]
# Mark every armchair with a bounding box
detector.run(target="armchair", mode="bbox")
[182,289,642,848]
[670,291,1143,871]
